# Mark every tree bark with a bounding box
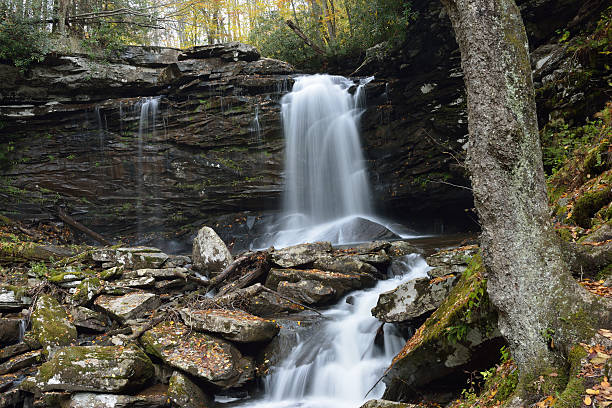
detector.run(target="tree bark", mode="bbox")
[438,0,612,403]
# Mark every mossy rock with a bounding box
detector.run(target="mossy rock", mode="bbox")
[382,255,505,401]
[34,345,154,393]
[571,189,612,228]
[71,277,104,306]
[168,371,213,408]
[31,295,77,355]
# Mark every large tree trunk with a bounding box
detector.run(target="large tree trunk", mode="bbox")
[439,0,612,404]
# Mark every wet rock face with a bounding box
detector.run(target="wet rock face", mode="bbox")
[0,318,23,346]
[141,321,254,389]
[0,43,292,241]
[94,292,161,322]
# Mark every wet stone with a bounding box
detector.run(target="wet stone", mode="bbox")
[0,318,24,346]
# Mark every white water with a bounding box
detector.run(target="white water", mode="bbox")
[234,254,429,408]
[136,96,160,237]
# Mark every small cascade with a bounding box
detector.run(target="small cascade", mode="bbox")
[250,103,263,163]
[236,254,429,408]
[135,97,160,237]
[18,318,26,343]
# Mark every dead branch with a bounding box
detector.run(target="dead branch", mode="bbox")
[56,208,112,246]
[286,19,326,55]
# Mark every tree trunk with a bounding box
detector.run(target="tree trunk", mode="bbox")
[438,0,612,404]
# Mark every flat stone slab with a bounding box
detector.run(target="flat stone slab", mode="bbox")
[94,292,160,322]
[180,308,279,343]
[0,350,42,375]
[141,321,253,388]
[271,242,332,268]
[34,346,154,393]
[266,268,375,299]
[0,286,32,311]
[68,391,169,408]
[123,267,187,280]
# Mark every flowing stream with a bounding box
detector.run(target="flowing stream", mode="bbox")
[231,254,429,408]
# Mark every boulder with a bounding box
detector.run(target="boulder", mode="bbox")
[71,277,104,306]
[31,295,77,355]
[168,371,213,408]
[271,242,333,268]
[34,346,154,393]
[192,226,233,276]
[382,257,504,401]
[277,280,336,305]
[246,290,305,317]
[0,342,32,362]
[123,267,187,280]
[71,307,108,333]
[372,275,459,323]
[313,254,379,276]
[388,241,424,257]
[425,245,478,278]
[141,321,253,388]
[180,308,279,343]
[266,268,376,299]
[0,318,23,346]
[94,292,160,322]
[92,247,168,270]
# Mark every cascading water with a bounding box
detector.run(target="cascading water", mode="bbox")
[232,254,429,408]
[136,96,160,237]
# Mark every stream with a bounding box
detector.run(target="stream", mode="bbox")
[226,254,430,408]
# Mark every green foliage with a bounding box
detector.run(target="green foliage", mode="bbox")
[250,0,416,69]
[0,10,50,71]
[81,20,128,59]
[541,117,606,175]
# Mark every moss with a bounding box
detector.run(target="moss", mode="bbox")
[31,295,77,354]
[571,189,612,228]
[392,253,490,361]
[555,346,588,408]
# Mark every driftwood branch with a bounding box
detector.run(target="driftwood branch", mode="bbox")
[286,19,326,55]
[259,285,325,317]
[216,252,271,296]
[207,253,253,288]
[56,208,112,246]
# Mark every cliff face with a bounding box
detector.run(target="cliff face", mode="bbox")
[0,0,609,247]
[0,44,293,246]
[356,0,610,230]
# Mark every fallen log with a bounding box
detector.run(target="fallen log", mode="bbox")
[56,208,112,246]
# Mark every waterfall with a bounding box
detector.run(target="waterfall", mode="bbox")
[254,74,415,249]
[232,254,429,408]
[136,97,160,237]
